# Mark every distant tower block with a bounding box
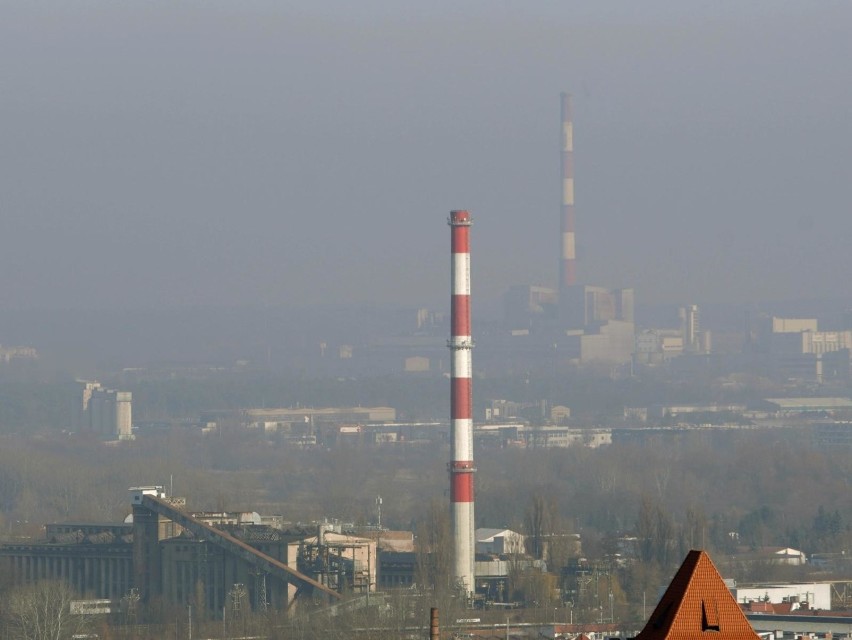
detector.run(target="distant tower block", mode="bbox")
[680,304,701,353]
[116,391,133,440]
[447,210,475,597]
[560,92,576,291]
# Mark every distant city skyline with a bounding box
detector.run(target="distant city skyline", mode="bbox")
[1,1,850,312]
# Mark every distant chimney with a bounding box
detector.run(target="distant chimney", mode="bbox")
[560,92,576,291]
[447,210,475,597]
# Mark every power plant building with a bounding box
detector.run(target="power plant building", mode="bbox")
[560,319,635,364]
[557,285,635,364]
[1,525,134,600]
[751,316,852,382]
[0,487,377,613]
[502,94,635,366]
[559,285,634,329]
[634,330,684,365]
[503,284,557,329]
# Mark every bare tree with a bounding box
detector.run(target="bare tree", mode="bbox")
[525,493,558,560]
[3,580,89,640]
[415,500,451,595]
[635,496,675,568]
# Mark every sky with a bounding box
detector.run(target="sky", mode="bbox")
[1,1,850,313]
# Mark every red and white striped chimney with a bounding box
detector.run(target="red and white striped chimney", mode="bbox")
[560,92,576,291]
[448,209,475,596]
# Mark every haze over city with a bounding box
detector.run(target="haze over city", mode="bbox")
[6,4,852,638]
[2,1,850,321]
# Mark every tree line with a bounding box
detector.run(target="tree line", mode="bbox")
[3,426,852,623]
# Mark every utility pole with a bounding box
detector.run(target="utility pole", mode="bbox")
[609,590,614,623]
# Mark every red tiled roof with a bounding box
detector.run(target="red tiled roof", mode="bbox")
[635,550,760,640]
[773,602,794,614]
[740,600,799,615]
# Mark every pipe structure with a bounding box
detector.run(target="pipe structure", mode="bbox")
[430,607,440,640]
[560,92,576,290]
[447,209,475,597]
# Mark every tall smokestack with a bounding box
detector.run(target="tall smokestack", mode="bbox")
[448,209,475,596]
[560,92,576,291]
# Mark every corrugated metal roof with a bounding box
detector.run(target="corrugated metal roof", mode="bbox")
[765,397,852,409]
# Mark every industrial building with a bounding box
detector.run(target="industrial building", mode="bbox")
[0,487,386,613]
[474,529,525,556]
[559,285,634,329]
[679,304,712,354]
[648,403,748,420]
[197,406,398,447]
[475,423,612,449]
[242,406,396,430]
[202,406,395,431]
[734,582,830,611]
[761,397,852,416]
[0,486,547,612]
[632,305,712,368]
[502,285,558,329]
[501,94,636,366]
[634,329,684,365]
[0,344,38,363]
[558,317,635,365]
[750,316,852,382]
[2,524,134,600]
[555,93,634,365]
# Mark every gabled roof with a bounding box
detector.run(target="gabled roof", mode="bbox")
[635,550,760,640]
[475,528,518,542]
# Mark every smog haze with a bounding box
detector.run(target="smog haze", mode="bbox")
[2,1,850,315]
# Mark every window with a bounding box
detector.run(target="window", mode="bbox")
[701,600,720,632]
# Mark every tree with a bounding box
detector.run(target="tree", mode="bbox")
[3,580,89,640]
[510,568,557,610]
[679,505,708,554]
[622,561,662,624]
[812,505,844,552]
[635,496,675,568]
[636,497,656,564]
[415,500,451,595]
[525,493,558,560]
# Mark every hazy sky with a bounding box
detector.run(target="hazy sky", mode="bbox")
[2,1,850,312]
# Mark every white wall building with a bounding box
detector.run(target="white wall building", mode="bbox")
[733,582,831,611]
[475,528,525,556]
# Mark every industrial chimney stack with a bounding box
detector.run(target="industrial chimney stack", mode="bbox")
[560,92,576,292]
[447,209,475,596]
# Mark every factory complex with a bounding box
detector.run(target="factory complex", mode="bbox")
[0,486,555,614]
[1,487,366,612]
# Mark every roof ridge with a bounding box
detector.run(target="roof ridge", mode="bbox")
[635,550,760,640]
